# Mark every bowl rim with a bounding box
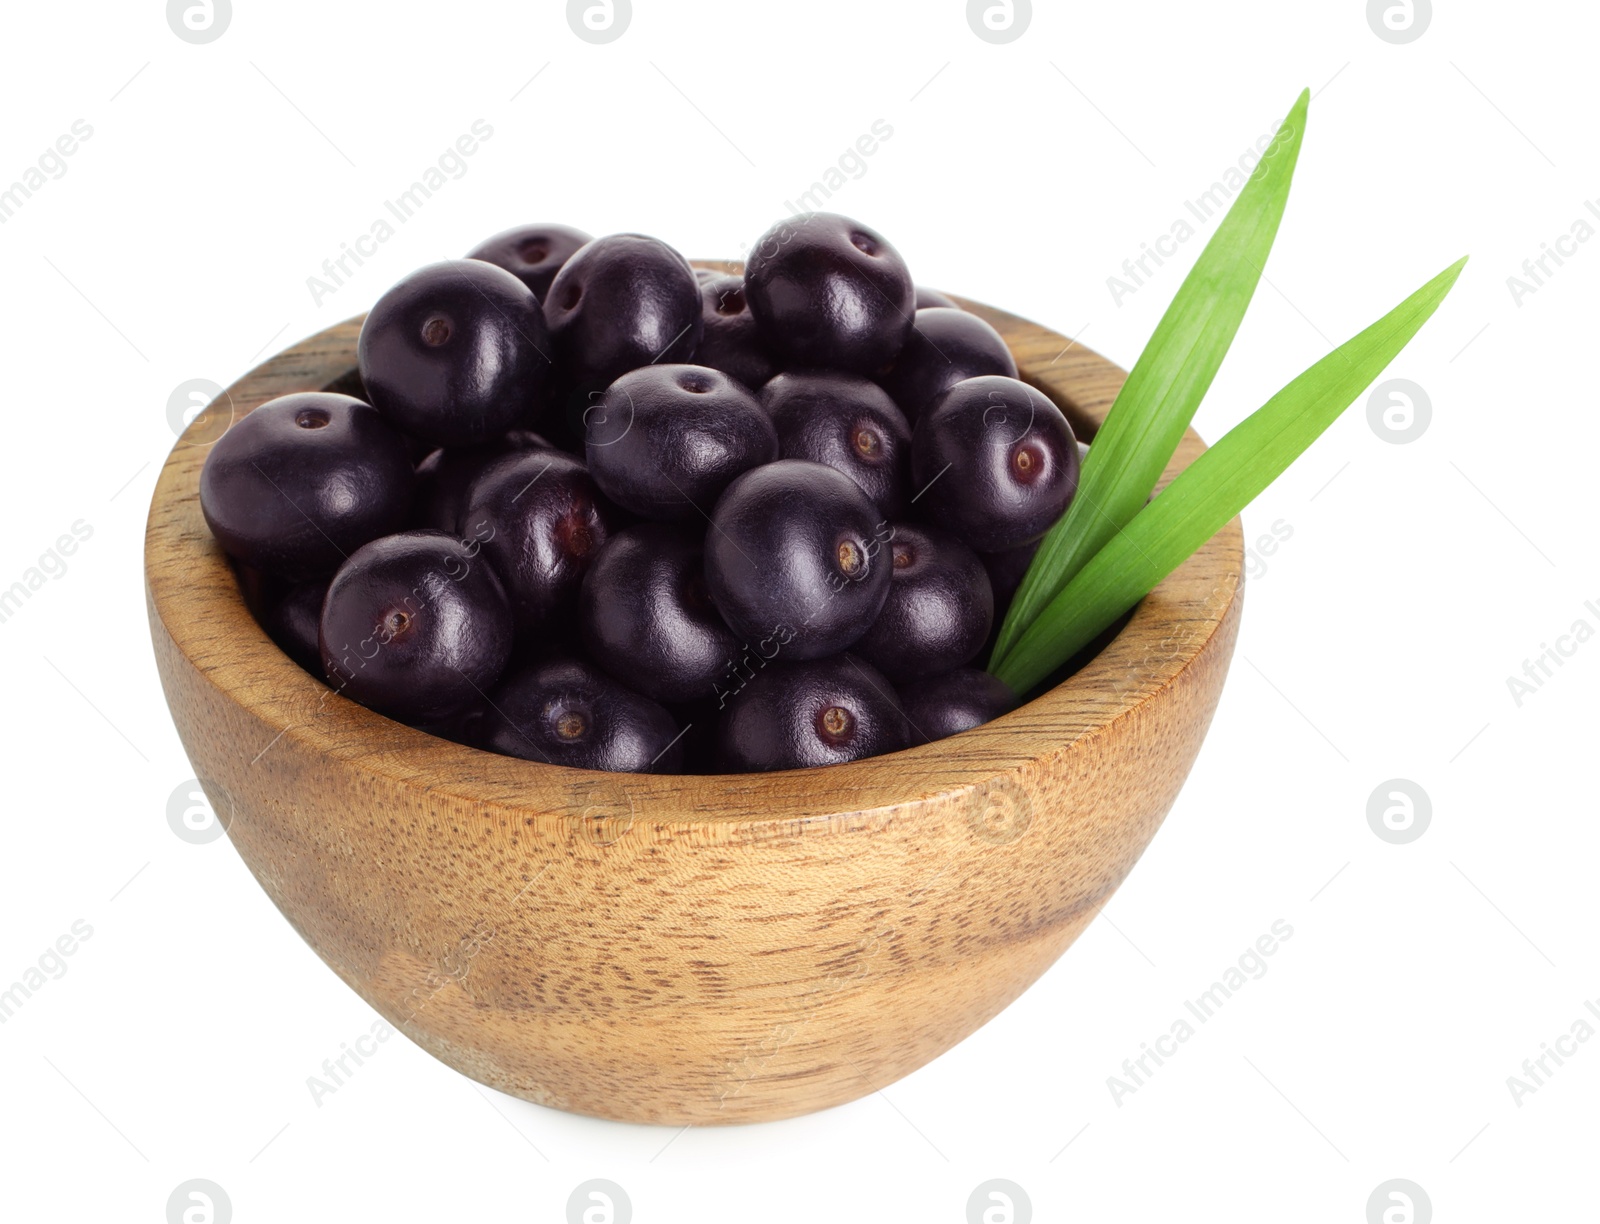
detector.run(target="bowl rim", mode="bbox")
[145,273,1243,826]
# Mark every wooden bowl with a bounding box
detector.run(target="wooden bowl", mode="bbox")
[145,275,1244,1125]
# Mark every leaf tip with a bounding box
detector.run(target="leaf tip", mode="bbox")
[1278,88,1311,146]
[1439,255,1470,289]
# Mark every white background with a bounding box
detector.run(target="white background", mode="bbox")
[0,1,1594,1220]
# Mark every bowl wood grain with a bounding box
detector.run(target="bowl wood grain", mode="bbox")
[145,274,1244,1125]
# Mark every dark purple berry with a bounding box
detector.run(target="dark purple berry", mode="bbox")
[465,223,592,300]
[259,578,328,676]
[504,428,559,451]
[981,540,1040,614]
[483,658,683,773]
[411,431,555,534]
[579,524,742,704]
[200,392,414,581]
[462,450,610,635]
[979,443,1088,612]
[853,525,992,682]
[586,365,776,522]
[319,531,514,723]
[911,375,1080,552]
[693,272,778,390]
[414,703,492,749]
[543,234,702,389]
[231,562,270,622]
[320,367,439,461]
[914,286,959,310]
[879,308,1017,422]
[358,260,552,447]
[744,213,914,375]
[705,460,892,661]
[898,669,1015,746]
[760,371,911,517]
[717,654,908,771]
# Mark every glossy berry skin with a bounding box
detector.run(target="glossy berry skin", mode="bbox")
[716,654,908,772]
[705,460,892,661]
[319,531,514,723]
[586,365,776,522]
[897,668,1015,746]
[853,524,993,682]
[694,272,777,390]
[483,657,683,773]
[542,234,702,390]
[579,524,742,704]
[880,308,1017,422]
[412,431,554,535]
[760,372,911,518]
[358,260,553,448]
[980,539,1040,615]
[462,450,610,635]
[320,366,431,461]
[913,286,959,310]
[259,579,328,676]
[912,375,1081,552]
[200,392,414,581]
[465,223,592,301]
[978,441,1089,614]
[980,440,1087,611]
[744,213,915,375]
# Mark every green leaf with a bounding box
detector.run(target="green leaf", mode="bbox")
[990,88,1311,668]
[991,256,1468,695]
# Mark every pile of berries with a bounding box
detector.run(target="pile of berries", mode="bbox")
[200,214,1084,773]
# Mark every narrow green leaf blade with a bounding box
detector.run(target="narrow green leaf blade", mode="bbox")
[991,88,1310,667]
[992,256,1468,695]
